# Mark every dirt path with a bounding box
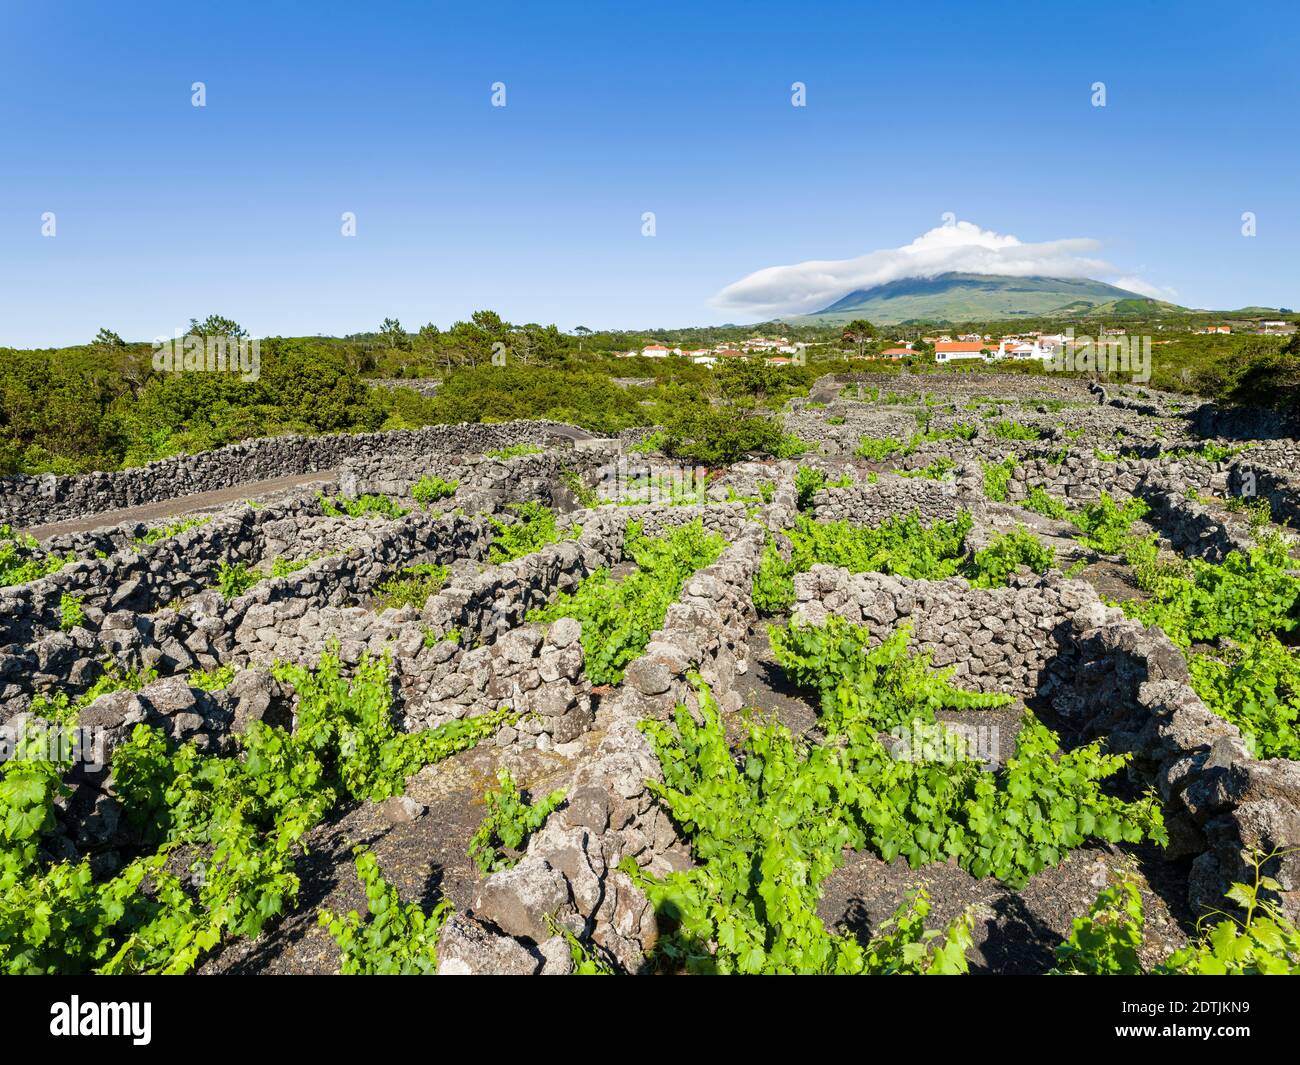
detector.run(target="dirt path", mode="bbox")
[24,469,340,541]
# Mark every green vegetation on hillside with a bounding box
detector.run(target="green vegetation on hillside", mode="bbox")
[4,306,1299,478]
[0,318,826,475]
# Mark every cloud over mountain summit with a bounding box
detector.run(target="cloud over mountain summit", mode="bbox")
[711,221,1168,316]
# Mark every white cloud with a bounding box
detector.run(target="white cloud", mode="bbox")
[711,220,1161,316]
[1110,275,1178,301]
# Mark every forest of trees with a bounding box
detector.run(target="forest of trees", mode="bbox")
[3,309,1297,477]
[0,314,829,475]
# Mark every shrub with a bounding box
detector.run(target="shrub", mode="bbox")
[661,409,788,466]
[0,525,72,588]
[773,432,812,459]
[215,561,256,600]
[1188,635,1300,760]
[898,457,956,480]
[987,418,1041,441]
[628,429,666,454]
[318,492,409,519]
[1054,852,1300,975]
[189,665,237,692]
[966,528,1055,588]
[373,563,450,611]
[632,679,976,974]
[1023,486,1069,520]
[980,455,1017,502]
[485,442,544,460]
[135,517,210,547]
[529,519,725,684]
[855,436,905,461]
[794,465,822,511]
[411,475,458,508]
[752,513,972,615]
[318,848,451,974]
[58,593,85,632]
[1073,492,1150,554]
[488,502,577,564]
[270,556,316,578]
[467,769,567,874]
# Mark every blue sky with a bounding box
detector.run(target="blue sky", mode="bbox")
[1,0,1297,347]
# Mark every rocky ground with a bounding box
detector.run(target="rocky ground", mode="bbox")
[4,377,1299,975]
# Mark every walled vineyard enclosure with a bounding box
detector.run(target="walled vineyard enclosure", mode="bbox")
[3,377,1299,976]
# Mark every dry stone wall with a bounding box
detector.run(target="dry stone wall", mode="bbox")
[812,474,965,527]
[338,443,618,510]
[0,511,496,712]
[0,420,596,527]
[793,563,1300,922]
[438,522,768,973]
[8,380,1300,975]
[0,494,324,651]
[792,566,1094,698]
[1059,604,1300,921]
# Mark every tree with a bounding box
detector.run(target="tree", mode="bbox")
[511,325,535,366]
[92,328,125,350]
[470,310,507,335]
[714,360,790,409]
[257,339,383,433]
[379,318,409,351]
[574,325,592,351]
[660,405,786,466]
[189,315,247,339]
[842,319,876,359]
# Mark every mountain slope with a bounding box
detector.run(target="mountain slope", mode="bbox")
[784,272,1185,325]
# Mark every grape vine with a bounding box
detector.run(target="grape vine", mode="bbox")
[529,518,724,684]
[0,651,506,974]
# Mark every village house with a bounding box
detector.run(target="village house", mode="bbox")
[996,339,1055,361]
[934,341,991,363]
[741,336,788,351]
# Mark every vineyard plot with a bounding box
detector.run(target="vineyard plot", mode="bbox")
[2,389,1299,975]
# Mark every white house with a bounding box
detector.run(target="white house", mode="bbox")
[934,341,990,363]
[996,339,1054,361]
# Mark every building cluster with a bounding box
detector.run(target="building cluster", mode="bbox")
[921,331,1147,364]
[616,336,802,367]
[928,334,1061,364]
[610,317,1296,372]
[850,332,1069,365]
[1194,321,1296,336]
